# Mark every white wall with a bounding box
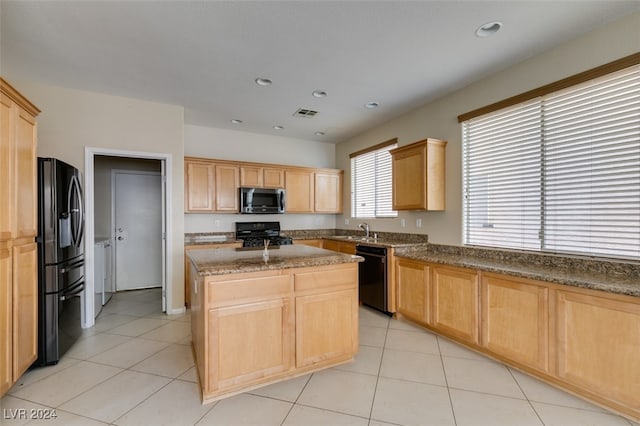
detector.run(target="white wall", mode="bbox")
[335,11,640,246]
[6,80,186,311]
[184,124,337,232]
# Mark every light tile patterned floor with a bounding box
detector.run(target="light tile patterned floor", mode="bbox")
[2,288,636,425]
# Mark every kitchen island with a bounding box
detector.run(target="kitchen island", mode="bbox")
[187,245,362,403]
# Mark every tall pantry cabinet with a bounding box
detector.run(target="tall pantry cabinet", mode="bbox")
[1,78,40,396]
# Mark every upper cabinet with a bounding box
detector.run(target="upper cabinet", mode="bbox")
[185,157,342,214]
[314,171,343,214]
[390,138,447,211]
[240,165,285,189]
[284,170,314,213]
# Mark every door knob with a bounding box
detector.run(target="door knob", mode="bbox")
[117,236,124,241]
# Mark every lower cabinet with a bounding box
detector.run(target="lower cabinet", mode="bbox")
[293,239,324,248]
[431,265,479,344]
[396,258,430,325]
[556,290,640,414]
[295,289,357,368]
[322,240,356,254]
[208,298,292,391]
[1,241,37,396]
[481,273,549,372]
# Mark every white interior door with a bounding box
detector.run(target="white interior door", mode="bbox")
[114,171,162,291]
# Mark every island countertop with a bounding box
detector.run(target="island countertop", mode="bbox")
[188,244,363,276]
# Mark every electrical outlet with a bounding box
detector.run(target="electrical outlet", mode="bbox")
[416,218,422,228]
[400,218,406,228]
[345,219,350,225]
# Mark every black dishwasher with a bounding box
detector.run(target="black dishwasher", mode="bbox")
[356,245,390,315]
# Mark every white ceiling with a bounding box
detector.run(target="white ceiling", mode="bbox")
[2,1,639,144]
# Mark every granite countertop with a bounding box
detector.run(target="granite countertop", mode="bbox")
[188,244,363,276]
[395,246,640,297]
[318,235,425,249]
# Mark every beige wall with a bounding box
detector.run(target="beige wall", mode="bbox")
[335,11,640,246]
[5,80,186,312]
[184,124,337,232]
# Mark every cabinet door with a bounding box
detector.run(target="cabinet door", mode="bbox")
[285,170,314,213]
[556,290,640,412]
[314,172,343,213]
[295,288,358,368]
[208,298,291,392]
[214,164,239,212]
[12,242,37,379]
[392,143,427,210]
[14,107,37,240]
[263,168,284,188]
[294,239,324,248]
[185,162,215,212]
[481,274,549,372]
[431,265,479,344]
[240,166,262,187]
[0,242,12,395]
[396,259,430,325]
[0,94,13,241]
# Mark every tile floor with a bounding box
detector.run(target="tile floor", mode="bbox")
[2,288,637,426]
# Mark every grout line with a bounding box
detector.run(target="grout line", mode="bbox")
[366,313,390,424]
[436,336,458,426]
[279,373,313,425]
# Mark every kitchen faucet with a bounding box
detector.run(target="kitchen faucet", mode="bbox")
[358,222,370,238]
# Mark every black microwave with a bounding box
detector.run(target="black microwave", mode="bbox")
[239,187,286,214]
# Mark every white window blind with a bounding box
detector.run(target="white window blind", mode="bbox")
[351,143,397,218]
[463,65,640,260]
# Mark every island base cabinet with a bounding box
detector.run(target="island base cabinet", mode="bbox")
[481,274,549,373]
[432,265,479,344]
[295,289,358,368]
[208,298,291,392]
[556,290,640,415]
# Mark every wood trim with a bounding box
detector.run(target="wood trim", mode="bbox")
[349,137,398,158]
[0,78,40,117]
[184,156,342,175]
[458,52,640,123]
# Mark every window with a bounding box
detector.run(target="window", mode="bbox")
[463,64,640,260]
[351,139,398,218]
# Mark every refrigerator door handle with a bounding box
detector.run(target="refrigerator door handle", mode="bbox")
[60,279,85,301]
[68,174,84,248]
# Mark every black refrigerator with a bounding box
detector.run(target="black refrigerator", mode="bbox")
[35,158,85,366]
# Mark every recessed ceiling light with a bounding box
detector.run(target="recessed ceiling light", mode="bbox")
[314,131,325,136]
[255,77,272,86]
[475,21,502,38]
[365,101,379,109]
[230,119,243,124]
[273,125,284,130]
[312,90,327,98]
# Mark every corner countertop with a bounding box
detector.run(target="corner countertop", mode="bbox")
[395,245,640,297]
[318,235,425,249]
[188,244,363,276]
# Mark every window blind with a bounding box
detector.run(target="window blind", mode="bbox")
[463,65,640,260]
[351,143,397,218]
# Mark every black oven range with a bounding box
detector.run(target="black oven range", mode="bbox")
[235,221,293,248]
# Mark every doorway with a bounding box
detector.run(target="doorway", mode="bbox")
[84,148,172,329]
[112,170,162,292]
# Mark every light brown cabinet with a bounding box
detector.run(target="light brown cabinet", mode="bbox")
[191,261,358,402]
[294,265,358,368]
[185,161,215,212]
[556,290,640,415]
[431,264,479,344]
[284,170,314,213]
[314,171,343,213]
[322,239,356,255]
[396,258,430,325]
[0,78,39,397]
[240,166,285,188]
[481,273,549,372]
[214,163,239,212]
[294,239,324,248]
[390,138,447,211]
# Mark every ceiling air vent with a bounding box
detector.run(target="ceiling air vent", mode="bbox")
[293,108,318,118]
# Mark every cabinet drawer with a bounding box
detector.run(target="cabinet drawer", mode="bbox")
[207,275,291,308]
[294,264,357,293]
